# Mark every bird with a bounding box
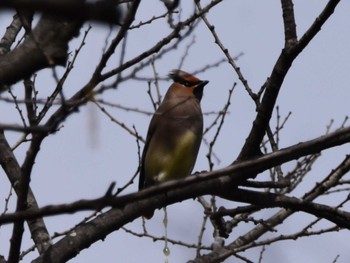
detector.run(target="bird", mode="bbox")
[138,69,209,218]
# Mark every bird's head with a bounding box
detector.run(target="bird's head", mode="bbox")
[168,69,209,101]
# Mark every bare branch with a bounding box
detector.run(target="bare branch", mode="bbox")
[192,154,350,263]
[195,0,256,100]
[222,188,350,229]
[0,0,121,24]
[0,14,22,55]
[237,0,342,161]
[280,0,298,47]
[1,127,350,225]
[0,14,83,87]
[0,131,51,255]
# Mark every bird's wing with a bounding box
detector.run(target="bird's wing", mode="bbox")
[138,111,160,190]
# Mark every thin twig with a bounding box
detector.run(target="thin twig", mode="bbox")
[91,99,145,142]
[122,227,211,250]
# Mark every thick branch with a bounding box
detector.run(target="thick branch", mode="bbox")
[0,131,51,255]
[0,14,82,87]
[0,124,342,262]
[237,0,341,161]
[31,124,350,263]
[1,127,349,225]
[297,0,341,52]
[0,0,120,24]
[191,152,350,263]
[281,0,297,47]
[0,15,22,55]
[223,188,350,229]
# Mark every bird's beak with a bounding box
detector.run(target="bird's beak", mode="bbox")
[196,80,209,89]
[193,80,209,101]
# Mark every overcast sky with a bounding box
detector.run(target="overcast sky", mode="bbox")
[1,1,350,262]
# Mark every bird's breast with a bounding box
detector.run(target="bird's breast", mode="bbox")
[145,129,200,183]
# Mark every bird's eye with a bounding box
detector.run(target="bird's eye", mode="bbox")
[184,81,190,86]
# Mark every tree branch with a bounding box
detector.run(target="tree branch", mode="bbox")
[191,154,350,263]
[221,188,350,229]
[0,14,22,55]
[0,14,82,87]
[0,0,121,24]
[280,0,297,47]
[237,0,342,161]
[100,0,223,81]
[0,117,346,262]
[1,126,349,226]
[296,0,341,53]
[0,131,51,256]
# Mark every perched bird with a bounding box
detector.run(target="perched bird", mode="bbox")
[139,69,209,218]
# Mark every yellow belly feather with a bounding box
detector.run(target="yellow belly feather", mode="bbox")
[145,130,198,183]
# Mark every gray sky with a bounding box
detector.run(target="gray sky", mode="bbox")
[1,0,350,262]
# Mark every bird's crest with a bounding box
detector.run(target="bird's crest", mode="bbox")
[169,69,201,87]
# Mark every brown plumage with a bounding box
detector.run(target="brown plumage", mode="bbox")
[139,69,209,218]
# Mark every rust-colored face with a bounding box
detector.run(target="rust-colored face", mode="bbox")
[168,69,209,101]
